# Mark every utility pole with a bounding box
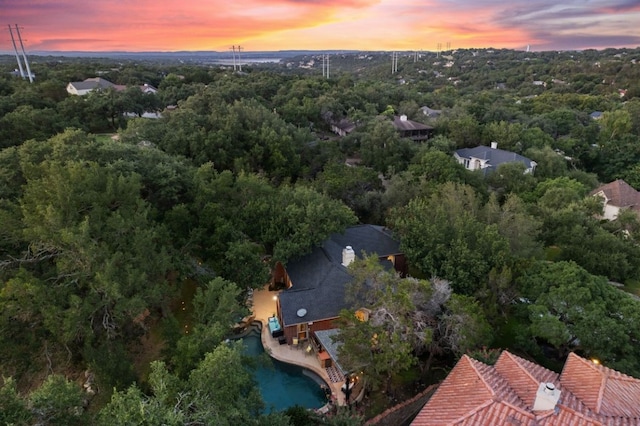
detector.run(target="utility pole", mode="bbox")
[230,45,237,71]
[8,25,25,79]
[15,25,33,83]
[322,54,330,78]
[237,45,243,72]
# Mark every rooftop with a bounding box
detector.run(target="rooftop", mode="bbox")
[411,351,640,425]
[278,225,400,327]
[455,145,536,171]
[591,179,640,209]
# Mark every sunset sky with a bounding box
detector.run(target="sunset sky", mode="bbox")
[2,0,640,53]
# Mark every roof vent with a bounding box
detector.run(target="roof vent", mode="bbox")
[297,308,307,318]
[342,246,355,267]
[532,382,561,411]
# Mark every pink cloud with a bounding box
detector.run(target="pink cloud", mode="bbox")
[1,0,639,52]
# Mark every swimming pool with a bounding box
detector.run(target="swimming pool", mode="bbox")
[241,329,327,411]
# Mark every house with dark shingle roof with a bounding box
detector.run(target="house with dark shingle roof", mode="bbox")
[330,118,357,137]
[272,225,405,345]
[591,179,640,221]
[454,142,537,175]
[411,350,640,425]
[392,115,434,141]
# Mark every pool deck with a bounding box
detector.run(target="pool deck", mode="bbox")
[252,285,347,407]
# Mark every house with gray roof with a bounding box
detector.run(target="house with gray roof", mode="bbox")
[392,115,434,141]
[66,77,126,96]
[272,225,405,346]
[454,142,537,175]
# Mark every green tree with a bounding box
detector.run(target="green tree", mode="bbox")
[359,117,416,176]
[29,375,85,425]
[517,261,640,375]
[389,183,510,295]
[0,378,32,426]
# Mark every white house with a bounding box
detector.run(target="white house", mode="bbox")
[454,142,537,175]
[66,77,125,96]
[590,179,640,220]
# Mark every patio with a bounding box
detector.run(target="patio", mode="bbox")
[251,285,347,406]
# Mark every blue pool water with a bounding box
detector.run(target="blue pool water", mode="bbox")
[241,330,327,411]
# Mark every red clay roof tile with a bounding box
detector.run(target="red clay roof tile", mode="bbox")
[411,351,640,426]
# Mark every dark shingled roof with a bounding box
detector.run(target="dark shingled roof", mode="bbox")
[279,225,400,327]
[455,145,536,171]
[392,115,434,131]
[315,329,347,374]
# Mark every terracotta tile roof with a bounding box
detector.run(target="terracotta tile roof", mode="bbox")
[591,179,640,209]
[560,353,640,418]
[411,351,640,426]
[495,351,559,408]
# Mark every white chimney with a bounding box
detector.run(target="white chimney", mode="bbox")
[490,141,498,149]
[342,246,355,266]
[400,114,408,121]
[532,382,561,411]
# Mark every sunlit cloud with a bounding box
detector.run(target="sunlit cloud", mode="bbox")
[1,0,639,52]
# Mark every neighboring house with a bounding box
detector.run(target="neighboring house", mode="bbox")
[412,350,640,425]
[590,111,604,120]
[330,118,357,137]
[392,115,434,141]
[591,179,640,220]
[9,69,36,79]
[140,83,158,94]
[419,106,442,118]
[272,225,406,346]
[454,143,537,174]
[66,77,126,95]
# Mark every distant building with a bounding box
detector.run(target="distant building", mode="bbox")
[591,179,640,220]
[139,83,158,94]
[9,69,36,79]
[330,118,357,137]
[392,115,434,142]
[454,143,537,174]
[66,77,126,96]
[412,350,640,425]
[419,106,442,118]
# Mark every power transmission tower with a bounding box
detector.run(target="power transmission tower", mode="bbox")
[15,25,33,83]
[326,54,330,78]
[237,46,243,72]
[8,25,25,79]
[322,54,330,78]
[391,52,399,74]
[230,46,237,71]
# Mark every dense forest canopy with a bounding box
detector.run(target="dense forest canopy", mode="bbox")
[1,47,640,424]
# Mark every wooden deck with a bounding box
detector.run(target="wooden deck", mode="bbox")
[251,286,347,406]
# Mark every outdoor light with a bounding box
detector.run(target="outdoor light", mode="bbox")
[273,295,278,301]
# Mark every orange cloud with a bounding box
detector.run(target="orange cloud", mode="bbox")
[1,0,639,52]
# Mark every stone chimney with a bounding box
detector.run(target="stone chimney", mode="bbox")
[342,246,355,266]
[532,382,561,411]
[491,141,498,149]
